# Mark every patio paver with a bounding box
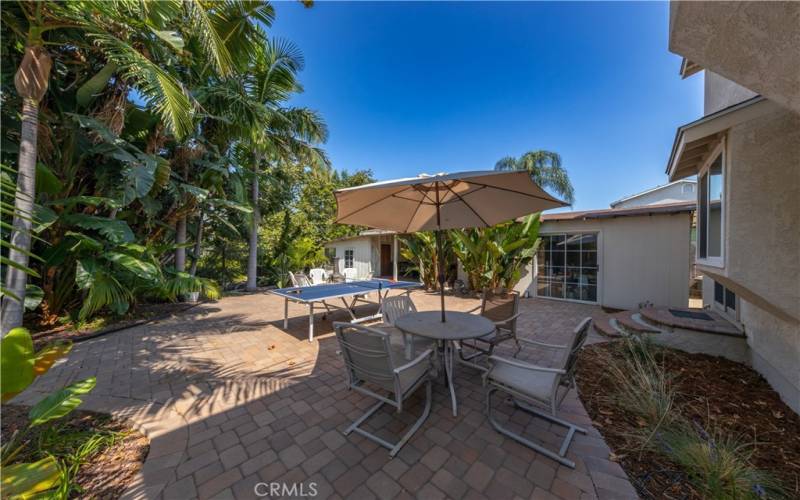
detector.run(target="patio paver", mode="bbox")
[15,291,637,499]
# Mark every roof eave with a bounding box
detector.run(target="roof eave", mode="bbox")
[666,96,774,181]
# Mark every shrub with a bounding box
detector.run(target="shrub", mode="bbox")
[606,337,678,442]
[658,424,786,499]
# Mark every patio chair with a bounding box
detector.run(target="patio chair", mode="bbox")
[309,268,327,285]
[343,267,358,282]
[379,295,436,360]
[459,289,522,368]
[483,317,592,468]
[288,271,311,287]
[333,322,434,457]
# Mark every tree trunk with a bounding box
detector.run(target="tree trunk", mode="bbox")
[189,208,205,277]
[246,160,261,291]
[175,216,187,272]
[1,98,39,334]
[221,243,227,290]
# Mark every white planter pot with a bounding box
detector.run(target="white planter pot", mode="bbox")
[185,291,200,303]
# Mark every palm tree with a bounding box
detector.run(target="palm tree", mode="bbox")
[494,150,575,205]
[242,40,329,291]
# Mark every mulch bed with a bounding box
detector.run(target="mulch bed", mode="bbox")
[29,301,202,348]
[1,405,149,499]
[576,341,800,499]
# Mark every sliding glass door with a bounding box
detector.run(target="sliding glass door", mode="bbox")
[536,233,598,303]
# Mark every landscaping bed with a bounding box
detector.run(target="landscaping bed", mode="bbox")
[28,301,202,348]
[576,341,800,499]
[1,405,149,499]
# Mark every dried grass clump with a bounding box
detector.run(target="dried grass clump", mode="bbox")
[605,337,786,499]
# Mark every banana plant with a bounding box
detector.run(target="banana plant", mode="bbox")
[451,213,542,291]
[0,327,96,498]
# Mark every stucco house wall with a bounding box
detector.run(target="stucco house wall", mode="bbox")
[324,237,374,278]
[697,107,800,412]
[704,71,759,115]
[517,212,692,310]
[611,181,696,208]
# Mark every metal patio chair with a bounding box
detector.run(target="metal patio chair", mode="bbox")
[379,295,436,360]
[334,322,435,457]
[459,289,522,368]
[484,317,592,468]
[288,271,311,287]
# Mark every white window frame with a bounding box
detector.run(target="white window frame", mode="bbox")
[534,231,602,305]
[344,248,355,269]
[696,139,726,268]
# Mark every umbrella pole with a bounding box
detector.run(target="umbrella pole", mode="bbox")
[436,229,446,322]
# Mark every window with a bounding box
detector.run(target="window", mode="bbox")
[536,233,598,303]
[344,249,354,268]
[682,183,695,194]
[713,280,736,314]
[325,247,336,266]
[698,153,724,263]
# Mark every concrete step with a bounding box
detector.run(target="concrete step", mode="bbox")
[591,312,626,338]
[612,311,662,336]
[640,306,744,337]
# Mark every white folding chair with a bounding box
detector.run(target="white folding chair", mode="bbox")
[309,268,327,285]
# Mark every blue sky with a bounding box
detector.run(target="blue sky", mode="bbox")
[269,1,704,211]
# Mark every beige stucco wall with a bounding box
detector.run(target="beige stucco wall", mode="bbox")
[696,106,800,413]
[704,71,759,115]
[743,302,800,413]
[669,1,800,114]
[703,107,800,322]
[521,213,692,310]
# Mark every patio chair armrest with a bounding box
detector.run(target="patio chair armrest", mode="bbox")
[518,337,567,349]
[493,312,522,327]
[394,348,434,374]
[487,355,566,374]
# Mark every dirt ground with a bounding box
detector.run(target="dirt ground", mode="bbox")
[1,405,149,499]
[575,341,800,499]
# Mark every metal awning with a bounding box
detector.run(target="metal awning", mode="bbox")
[666,96,779,181]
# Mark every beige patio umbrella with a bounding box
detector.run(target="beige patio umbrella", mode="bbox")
[334,170,567,321]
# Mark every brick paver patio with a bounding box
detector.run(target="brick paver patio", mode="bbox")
[16,291,639,499]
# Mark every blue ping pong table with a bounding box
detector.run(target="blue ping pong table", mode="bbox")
[268,279,421,342]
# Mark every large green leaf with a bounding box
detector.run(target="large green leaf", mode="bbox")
[105,251,160,281]
[0,456,60,497]
[28,377,96,426]
[62,214,135,243]
[151,29,184,50]
[121,156,157,205]
[33,205,58,234]
[0,328,35,401]
[75,258,100,290]
[76,62,118,108]
[35,163,63,195]
[24,284,44,311]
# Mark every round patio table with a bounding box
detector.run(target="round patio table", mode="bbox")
[394,310,495,416]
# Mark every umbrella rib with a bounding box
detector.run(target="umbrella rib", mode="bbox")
[336,189,404,223]
[443,182,490,227]
[404,193,427,233]
[460,180,564,204]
